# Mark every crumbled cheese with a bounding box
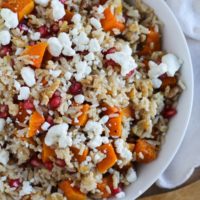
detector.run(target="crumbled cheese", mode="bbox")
[89,38,101,52]
[51,0,65,21]
[84,120,103,135]
[88,135,103,149]
[64,71,73,80]
[73,32,89,51]
[102,136,109,144]
[0,8,18,29]
[148,61,168,79]
[84,52,95,62]
[14,80,21,91]
[126,168,137,183]
[162,53,182,77]
[93,151,106,164]
[0,30,11,45]
[19,181,33,196]
[30,32,41,41]
[115,139,132,162]
[35,0,49,7]
[47,37,63,57]
[0,119,5,132]
[21,67,36,87]
[41,122,50,131]
[74,94,85,104]
[0,150,9,166]
[151,78,162,89]
[18,87,30,100]
[97,5,104,14]
[58,32,75,56]
[116,191,126,199]
[71,13,81,24]
[106,44,137,76]
[49,69,62,78]
[45,123,72,148]
[15,48,23,56]
[99,115,109,124]
[75,61,91,81]
[148,61,168,89]
[90,17,102,29]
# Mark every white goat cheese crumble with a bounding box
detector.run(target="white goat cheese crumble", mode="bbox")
[0,30,11,45]
[21,67,36,87]
[106,44,137,76]
[0,8,18,29]
[19,181,33,197]
[35,0,49,7]
[162,53,182,77]
[0,150,9,166]
[58,32,75,56]
[90,17,102,29]
[115,139,132,162]
[47,37,63,57]
[51,0,65,21]
[0,119,5,132]
[18,87,30,100]
[75,61,91,81]
[45,123,72,148]
[126,168,137,183]
[74,94,85,104]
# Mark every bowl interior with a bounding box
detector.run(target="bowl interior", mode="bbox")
[112,0,193,199]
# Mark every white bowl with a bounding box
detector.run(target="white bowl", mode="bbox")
[115,0,194,199]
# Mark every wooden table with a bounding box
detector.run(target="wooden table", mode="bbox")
[139,167,200,199]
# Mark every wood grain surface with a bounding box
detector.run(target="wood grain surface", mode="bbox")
[139,180,200,200]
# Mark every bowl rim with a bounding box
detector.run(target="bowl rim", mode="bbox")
[120,0,194,199]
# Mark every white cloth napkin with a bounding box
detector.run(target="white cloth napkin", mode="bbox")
[156,0,200,189]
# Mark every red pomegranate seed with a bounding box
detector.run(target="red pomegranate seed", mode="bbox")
[126,70,135,78]
[29,41,36,46]
[111,187,122,195]
[0,45,12,57]
[23,99,34,110]
[104,59,118,68]
[162,107,177,119]
[102,47,117,56]
[59,0,66,3]
[38,25,49,38]
[50,23,60,34]
[18,23,28,33]
[52,90,61,98]
[30,157,43,168]
[0,104,9,118]
[55,159,66,168]
[8,178,21,188]
[68,81,83,95]
[49,96,62,109]
[46,115,54,125]
[44,161,54,171]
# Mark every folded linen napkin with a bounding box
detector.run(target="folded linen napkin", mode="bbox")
[156,0,200,189]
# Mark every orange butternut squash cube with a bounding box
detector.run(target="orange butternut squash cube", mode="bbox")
[101,8,125,32]
[70,146,88,163]
[97,175,113,198]
[23,42,48,68]
[28,111,45,138]
[135,139,157,163]
[97,144,117,173]
[2,0,35,21]
[139,28,161,56]
[72,104,90,127]
[59,180,86,200]
[106,115,122,137]
[42,143,55,163]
